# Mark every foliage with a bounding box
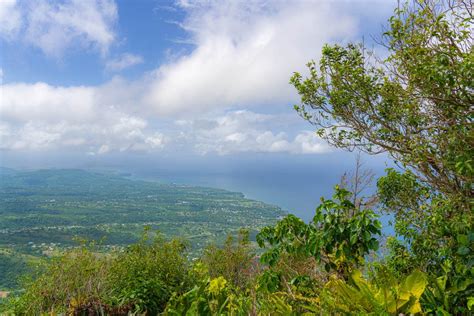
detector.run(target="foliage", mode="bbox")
[377,167,474,313]
[290,0,473,258]
[254,185,382,314]
[379,236,418,277]
[0,251,30,290]
[324,269,427,315]
[290,1,473,202]
[4,231,191,315]
[202,229,256,290]
[378,168,474,274]
[290,0,473,311]
[106,230,190,314]
[165,263,252,315]
[257,186,381,277]
[254,265,327,315]
[422,260,474,315]
[6,242,111,315]
[257,291,321,315]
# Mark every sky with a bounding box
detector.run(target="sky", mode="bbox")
[0,0,396,218]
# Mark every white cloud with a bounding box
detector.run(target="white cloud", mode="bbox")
[0,116,166,154]
[177,110,330,155]
[0,0,117,57]
[145,1,358,114]
[0,0,392,155]
[0,82,165,154]
[2,82,96,123]
[0,82,326,155]
[0,78,328,155]
[294,131,329,154]
[0,0,21,38]
[0,72,328,155]
[0,0,391,118]
[106,53,144,71]
[2,80,146,124]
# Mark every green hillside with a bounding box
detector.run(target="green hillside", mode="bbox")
[0,169,285,290]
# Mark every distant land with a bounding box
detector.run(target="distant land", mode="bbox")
[0,168,285,290]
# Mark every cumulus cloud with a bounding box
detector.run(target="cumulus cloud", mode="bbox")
[145,1,359,114]
[2,79,148,124]
[0,82,165,154]
[2,83,96,123]
[0,0,117,57]
[0,81,325,155]
[176,110,330,155]
[106,53,144,71]
[0,0,391,155]
[0,116,166,154]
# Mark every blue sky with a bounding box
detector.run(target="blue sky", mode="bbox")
[0,0,394,168]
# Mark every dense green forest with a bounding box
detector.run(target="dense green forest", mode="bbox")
[1,0,473,314]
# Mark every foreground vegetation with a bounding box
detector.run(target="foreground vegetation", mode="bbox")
[2,0,473,314]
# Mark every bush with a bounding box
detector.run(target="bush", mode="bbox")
[323,269,427,315]
[6,243,111,314]
[107,232,190,314]
[4,231,191,315]
[201,229,256,290]
[165,263,252,315]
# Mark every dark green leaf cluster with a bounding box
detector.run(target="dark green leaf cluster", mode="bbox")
[257,186,381,276]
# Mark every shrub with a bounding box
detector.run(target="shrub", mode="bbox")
[6,243,111,314]
[4,230,191,315]
[107,232,190,314]
[201,229,256,290]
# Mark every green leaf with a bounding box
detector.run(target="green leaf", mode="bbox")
[468,297,474,311]
[457,246,470,256]
[350,233,358,245]
[400,270,427,299]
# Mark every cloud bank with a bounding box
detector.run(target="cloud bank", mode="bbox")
[1,82,163,154]
[0,0,391,155]
[175,110,329,155]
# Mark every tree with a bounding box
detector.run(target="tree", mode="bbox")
[290,0,473,311]
[339,152,378,212]
[290,0,473,204]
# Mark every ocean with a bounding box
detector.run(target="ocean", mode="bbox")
[125,152,393,231]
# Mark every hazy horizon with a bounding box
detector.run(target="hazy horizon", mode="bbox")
[1,0,394,223]
[1,150,391,223]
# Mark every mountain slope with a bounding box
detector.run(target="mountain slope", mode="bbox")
[0,168,285,290]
